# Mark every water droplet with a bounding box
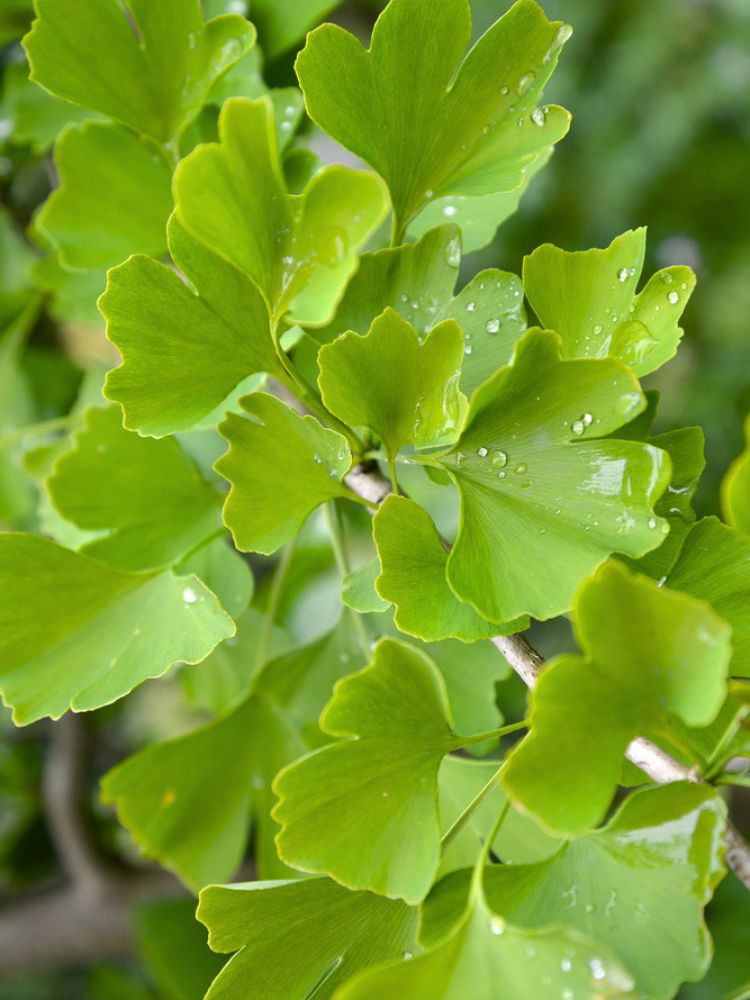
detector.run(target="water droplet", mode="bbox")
[403,951,413,960]
[280,120,292,133]
[477,447,488,458]
[466,301,476,312]
[497,470,506,478]
[489,917,504,936]
[617,267,630,282]
[582,412,593,425]
[187,30,198,50]
[424,189,434,199]
[500,85,509,95]
[464,345,473,355]
[481,124,491,136]
[382,791,389,798]
[593,323,603,335]
[443,204,458,217]
[572,420,584,435]
[491,450,507,467]
[660,271,673,285]
[661,520,670,534]
[514,463,527,474]
[648,517,657,529]
[446,237,461,267]
[667,290,680,305]
[486,318,500,334]
[562,991,574,1000]
[561,958,572,972]
[400,293,409,302]
[182,587,198,604]
[517,71,536,95]
[531,106,546,127]
[589,958,606,981]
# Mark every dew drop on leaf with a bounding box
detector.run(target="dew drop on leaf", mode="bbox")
[486,318,500,333]
[182,587,198,604]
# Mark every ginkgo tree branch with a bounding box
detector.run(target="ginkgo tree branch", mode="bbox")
[344,461,750,892]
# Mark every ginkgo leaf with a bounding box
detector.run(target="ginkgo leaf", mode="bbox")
[177,535,253,621]
[296,0,571,238]
[342,558,390,614]
[197,877,417,1000]
[373,495,527,640]
[722,416,750,535]
[250,0,342,60]
[523,228,696,376]
[502,561,731,835]
[425,784,725,1000]
[2,57,95,153]
[23,0,254,141]
[102,217,283,437]
[665,517,750,678]
[312,226,527,395]
[101,692,303,889]
[46,405,222,572]
[36,121,173,269]
[216,393,356,555]
[0,533,234,724]
[338,881,632,1000]
[435,328,670,622]
[318,310,467,461]
[273,637,466,904]
[173,96,388,325]
[33,254,107,327]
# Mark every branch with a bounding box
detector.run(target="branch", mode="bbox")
[345,462,750,891]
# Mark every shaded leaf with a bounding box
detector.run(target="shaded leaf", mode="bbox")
[342,558,390,614]
[177,535,253,620]
[0,533,234,724]
[250,0,342,59]
[722,416,750,536]
[502,561,731,835]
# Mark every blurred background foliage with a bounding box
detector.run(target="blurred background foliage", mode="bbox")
[0,0,749,997]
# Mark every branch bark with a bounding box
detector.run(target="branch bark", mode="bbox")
[346,462,750,891]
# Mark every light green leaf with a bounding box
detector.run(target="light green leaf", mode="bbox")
[0,533,234,724]
[407,148,552,253]
[665,517,750,678]
[273,637,463,904]
[32,255,106,327]
[311,225,527,396]
[374,495,527,640]
[173,96,388,325]
[338,882,632,1000]
[478,784,725,1000]
[438,328,670,622]
[36,121,173,269]
[342,558,390,614]
[296,0,571,237]
[523,228,696,376]
[502,561,731,835]
[102,691,303,889]
[46,405,221,572]
[318,309,467,461]
[23,0,254,141]
[177,535,253,620]
[197,877,417,1000]
[722,416,750,536]
[216,393,354,555]
[2,58,95,152]
[102,217,283,436]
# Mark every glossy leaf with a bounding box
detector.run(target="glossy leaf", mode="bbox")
[197,877,417,1000]
[173,96,388,325]
[318,309,466,461]
[523,228,696,376]
[23,0,254,141]
[502,561,731,834]
[101,692,303,889]
[36,121,173,269]
[311,225,527,395]
[216,393,354,555]
[0,534,234,724]
[722,416,750,535]
[102,218,283,436]
[665,517,750,678]
[273,638,462,904]
[296,0,571,236]
[427,784,725,1000]
[46,405,221,572]
[374,495,527,640]
[437,328,670,622]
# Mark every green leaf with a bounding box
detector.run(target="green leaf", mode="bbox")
[216,393,354,555]
[250,0,342,60]
[338,881,632,1000]
[722,416,750,536]
[342,558,390,614]
[374,495,527,641]
[502,560,731,835]
[2,58,95,152]
[33,255,107,327]
[101,691,303,889]
[318,309,467,461]
[665,517,750,678]
[437,328,670,622]
[273,637,462,904]
[173,96,388,325]
[46,405,221,572]
[296,0,571,237]
[197,877,417,1000]
[311,225,527,396]
[523,228,696,376]
[36,121,173,269]
[0,533,234,724]
[426,784,725,1000]
[23,0,255,141]
[102,217,283,436]
[177,535,253,620]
